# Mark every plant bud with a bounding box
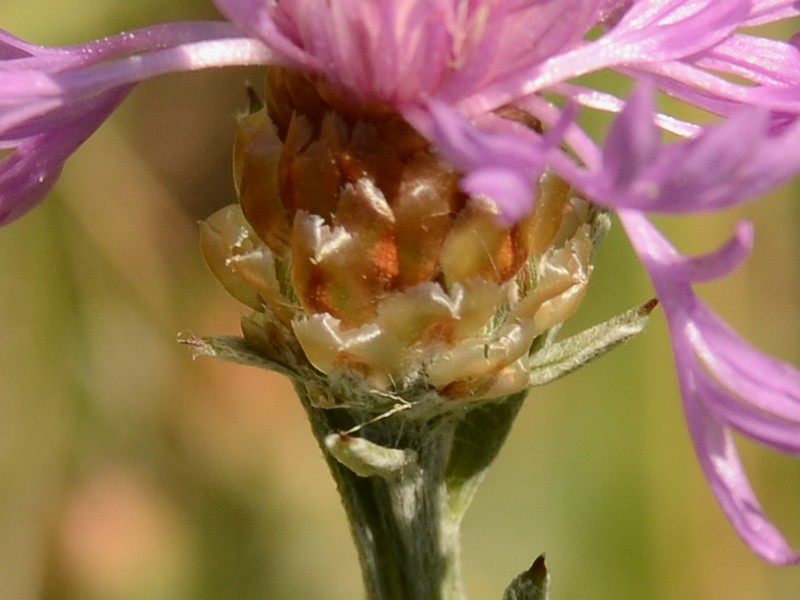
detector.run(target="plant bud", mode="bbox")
[201,69,601,401]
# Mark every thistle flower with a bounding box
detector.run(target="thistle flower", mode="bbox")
[3,0,800,568]
[199,68,607,405]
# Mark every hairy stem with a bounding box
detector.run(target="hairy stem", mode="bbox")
[293,380,525,600]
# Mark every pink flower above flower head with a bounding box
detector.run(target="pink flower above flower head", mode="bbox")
[215,0,604,106]
[3,1,800,221]
[2,0,800,565]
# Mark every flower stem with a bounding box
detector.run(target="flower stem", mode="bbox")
[293,380,525,600]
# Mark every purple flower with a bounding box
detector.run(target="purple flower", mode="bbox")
[3,0,800,564]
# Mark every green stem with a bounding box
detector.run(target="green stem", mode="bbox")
[293,380,525,600]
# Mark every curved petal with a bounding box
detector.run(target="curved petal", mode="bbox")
[556,86,800,214]
[212,0,321,70]
[441,0,605,100]
[691,306,800,422]
[0,24,275,222]
[406,99,550,218]
[597,82,660,191]
[0,87,128,225]
[0,22,242,71]
[680,221,753,283]
[695,34,800,88]
[697,372,800,455]
[0,37,273,106]
[746,0,800,26]
[683,391,800,565]
[459,0,751,115]
[621,210,800,565]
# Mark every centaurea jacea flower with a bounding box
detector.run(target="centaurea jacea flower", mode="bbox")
[3,0,800,571]
[202,68,601,400]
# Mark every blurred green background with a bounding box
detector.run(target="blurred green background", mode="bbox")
[2,3,800,599]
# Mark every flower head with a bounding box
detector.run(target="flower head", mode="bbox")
[200,70,601,399]
[3,0,800,564]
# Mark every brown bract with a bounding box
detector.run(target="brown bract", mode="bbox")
[201,68,595,400]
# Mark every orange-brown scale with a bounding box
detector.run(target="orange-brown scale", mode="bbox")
[237,67,565,329]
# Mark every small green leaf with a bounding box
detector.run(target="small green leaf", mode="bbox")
[528,299,657,386]
[502,555,551,600]
[444,392,526,517]
[177,332,297,377]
